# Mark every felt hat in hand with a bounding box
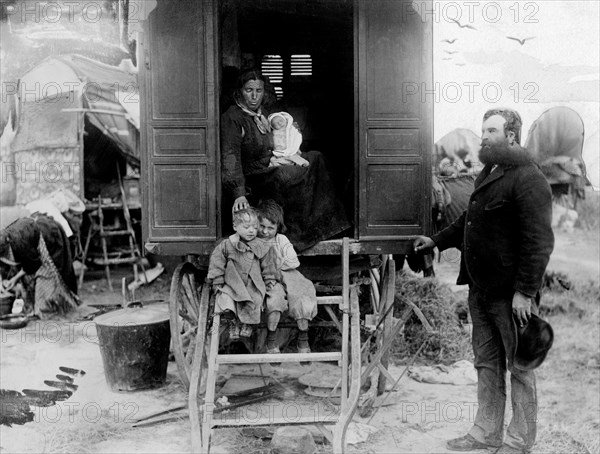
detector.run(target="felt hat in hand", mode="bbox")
[513,314,554,371]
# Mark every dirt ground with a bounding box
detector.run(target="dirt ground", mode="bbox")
[0,226,598,454]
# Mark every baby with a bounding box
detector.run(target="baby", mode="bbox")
[257,200,317,354]
[207,208,277,340]
[268,112,309,167]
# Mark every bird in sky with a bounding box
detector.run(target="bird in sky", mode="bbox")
[450,18,477,30]
[441,38,458,44]
[506,36,536,45]
[444,50,458,55]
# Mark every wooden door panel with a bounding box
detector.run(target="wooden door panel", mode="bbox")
[357,0,432,239]
[367,128,420,157]
[366,164,422,234]
[365,1,423,121]
[153,128,208,157]
[153,165,209,229]
[148,0,207,121]
[140,0,219,249]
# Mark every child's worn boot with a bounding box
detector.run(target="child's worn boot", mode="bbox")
[297,330,311,354]
[266,330,280,354]
[221,311,240,341]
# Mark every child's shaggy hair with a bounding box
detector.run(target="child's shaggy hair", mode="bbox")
[257,200,287,233]
[232,207,259,226]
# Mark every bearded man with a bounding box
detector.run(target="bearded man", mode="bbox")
[414,108,554,454]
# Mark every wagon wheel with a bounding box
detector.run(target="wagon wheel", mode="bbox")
[169,261,209,390]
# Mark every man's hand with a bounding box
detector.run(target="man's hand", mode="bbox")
[265,280,275,291]
[212,283,224,293]
[413,236,435,253]
[512,291,532,327]
[232,196,249,212]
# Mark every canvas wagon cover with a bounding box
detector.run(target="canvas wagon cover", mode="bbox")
[10,55,139,204]
[525,107,585,163]
[525,107,587,187]
[11,54,138,160]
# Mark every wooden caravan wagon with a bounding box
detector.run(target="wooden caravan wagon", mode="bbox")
[137,1,433,452]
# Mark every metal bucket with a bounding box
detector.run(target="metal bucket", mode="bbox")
[0,293,15,316]
[94,301,171,392]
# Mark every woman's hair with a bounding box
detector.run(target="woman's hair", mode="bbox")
[232,70,276,108]
[232,207,259,227]
[257,200,287,234]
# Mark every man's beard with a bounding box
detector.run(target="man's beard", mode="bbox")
[478,141,527,166]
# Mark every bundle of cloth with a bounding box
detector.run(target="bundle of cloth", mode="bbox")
[267,111,309,168]
[0,189,85,317]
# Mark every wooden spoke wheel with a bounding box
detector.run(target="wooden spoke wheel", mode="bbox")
[169,262,210,390]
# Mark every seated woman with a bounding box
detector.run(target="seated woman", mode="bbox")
[220,70,350,252]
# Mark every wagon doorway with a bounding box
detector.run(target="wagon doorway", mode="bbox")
[140,0,431,255]
[219,0,355,221]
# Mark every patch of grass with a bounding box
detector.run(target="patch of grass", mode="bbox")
[390,271,472,365]
[39,415,131,454]
[540,277,600,318]
[535,274,600,454]
[536,420,600,454]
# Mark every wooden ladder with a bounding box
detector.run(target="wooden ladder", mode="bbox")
[78,181,145,291]
[190,238,361,454]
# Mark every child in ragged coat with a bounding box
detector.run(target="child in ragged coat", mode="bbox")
[207,207,277,339]
[257,200,317,354]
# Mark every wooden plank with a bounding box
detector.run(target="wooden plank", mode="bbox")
[377,362,398,385]
[377,258,396,394]
[300,238,416,256]
[202,310,222,453]
[333,277,362,452]
[188,284,210,453]
[211,416,339,428]
[316,296,343,306]
[144,238,418,257]
[324,305,343,334]
[216,352,341,365]
[341,238,350,406]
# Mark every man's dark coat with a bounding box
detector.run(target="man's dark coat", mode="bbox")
[432,145,554,297]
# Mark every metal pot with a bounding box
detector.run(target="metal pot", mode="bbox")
[0,292,15,316]
[94,301,170,392]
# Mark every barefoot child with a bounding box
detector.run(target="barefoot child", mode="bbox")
[207,208,277,339]
[257,200,317,354]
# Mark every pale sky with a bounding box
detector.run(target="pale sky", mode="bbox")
[432,1,599,151]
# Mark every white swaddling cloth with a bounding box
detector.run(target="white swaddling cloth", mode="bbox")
[267,112,309,167]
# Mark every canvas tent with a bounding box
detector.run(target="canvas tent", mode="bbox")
[8,54,139,205]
